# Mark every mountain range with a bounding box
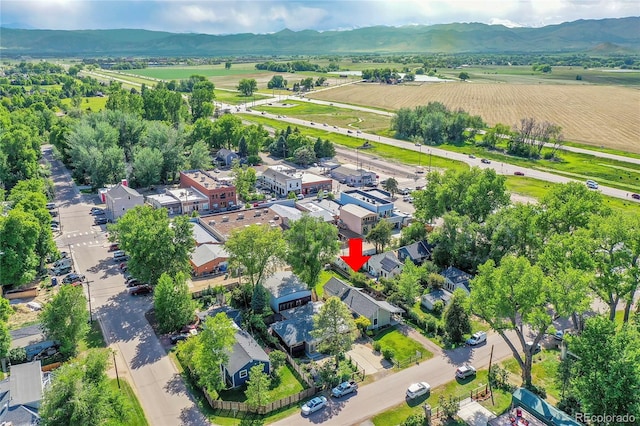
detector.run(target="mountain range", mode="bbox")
[1,17,638,57]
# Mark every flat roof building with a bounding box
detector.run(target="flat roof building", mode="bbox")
[180,170,237,212]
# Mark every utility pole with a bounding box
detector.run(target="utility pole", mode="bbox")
[112,350,121,389]
[85,279,93,322]
[488,344,495,405]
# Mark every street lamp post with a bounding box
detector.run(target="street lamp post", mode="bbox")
[85,279,93,322]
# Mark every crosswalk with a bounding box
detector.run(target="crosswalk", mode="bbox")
[65,231,102,238]
[65,242,105,249]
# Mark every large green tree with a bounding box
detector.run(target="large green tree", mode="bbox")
[470,256,552,386]
[40,285,89,358]
[224,224,285,288]
[443,289,471,344]
[366,219,393,253]
[141,121,186,183]
[0,208,40,286]
[0,298,12,359]
[381,177,399,198]
[0,124,39,190]
[237,78,258,97]
[396,259,422,306]
[190,80,215,121]
[132,146,163,188]
[284,215,340,288]
[569,316,640,421]
[154,272,196,334]
[40,349,126,426]
[176,313,236,393]
[311,297,358,369]
[231,160,257,201]
[413,168,509,223]
[244,364,271,409]
[108,206,195,285]
[212,114,243,149]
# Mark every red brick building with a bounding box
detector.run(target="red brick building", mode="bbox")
[180,170,237,212]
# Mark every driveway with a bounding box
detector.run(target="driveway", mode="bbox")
[43,146,209,426]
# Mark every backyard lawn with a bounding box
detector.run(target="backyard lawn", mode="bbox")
[501,348,563,404]
[372,326,433,363]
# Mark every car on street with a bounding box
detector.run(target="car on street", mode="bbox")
[50,223,60,231]
[481,158,491,164]
[62,273,85,285]
[466,331,487,346]
[301,396,327,416]
[54,266,72,276]
[331,380,358,398]
[90,207,105,215]
[94,217,108,225]
[468,154,476,159]
[631,193,640,200]
[49,210,58,217]
[125,279,140,288]
[553,330,564,341]
[347,130,353,134]
[108,243,119,252]
[514,171,525,176]
[113,250,128,261]
[170,333,190,344]
[455,364,477,379]
[586,179,598,189]
[129,284,153,296]
[406,382,431,399]
[46,202,56,210]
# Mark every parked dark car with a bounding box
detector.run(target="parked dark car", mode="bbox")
[129,285,153,296]
[170,333,190,344]
[126,279,140,288]
[90,207,105,215]
[108,243,119,252]
[94,217,108,225]
[513,171,525,176]
[632,193,640,200]
[62,273,85,285]
[481,158,491,164]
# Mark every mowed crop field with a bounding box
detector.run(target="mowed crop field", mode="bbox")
[309,82,640,153]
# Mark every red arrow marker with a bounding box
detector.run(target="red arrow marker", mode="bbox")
[340,238,371,272]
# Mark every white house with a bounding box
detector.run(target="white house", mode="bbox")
[442,266,473,295]
[260,165,302,197]
[104,183,144,221]
[365,252,403,278]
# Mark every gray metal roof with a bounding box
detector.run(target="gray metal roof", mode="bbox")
[190,244,229,267]
[191,222,221,245]
[9,361,43,407]
[270,302,322,347]
[324,277,403,318]
[226,324,270,375]
[106,183,142,199]
[442,266,473,292]
[397,241,433,262]
[262,271,309,298]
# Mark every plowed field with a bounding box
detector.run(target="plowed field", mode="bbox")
[309,82,640,153]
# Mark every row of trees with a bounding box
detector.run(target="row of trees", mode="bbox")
[480,118,564,159]
[392,101,485,145]
[409,166,639,394]
[255,60,338,73]
[268,126,336,164]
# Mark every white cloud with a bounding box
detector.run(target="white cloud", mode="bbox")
[1,0,638,33]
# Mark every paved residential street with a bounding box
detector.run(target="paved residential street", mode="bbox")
[271,330,518,426]
[43,146,209,426]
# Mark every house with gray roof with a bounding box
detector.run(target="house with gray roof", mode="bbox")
[323,277,404,330]
[221,323,271,388]
[397,240,434,265]
[189,244,229,277]
[421,289,453,311]
[365,252,403,279]
[104,182,144,221]
[442,266,473,295]
[216,148,239,166]
[262,271,312,313]
[270,302,323,357]
[0,360,47,425]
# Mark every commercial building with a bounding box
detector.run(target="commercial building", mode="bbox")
[180,170,237,212]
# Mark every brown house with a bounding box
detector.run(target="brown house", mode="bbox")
[190,244,229,276]
[180,170,237,212]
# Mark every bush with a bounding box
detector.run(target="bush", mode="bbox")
[373,341,382,352]
[382,347,395,361]
[402,413,426,426]
[8,347,27,365]
[432,301,444,316]
[426,318,437,334]
[247,155,262,165]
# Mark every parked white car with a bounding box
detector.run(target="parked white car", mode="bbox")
[466,331,487,346]
[301,396,327,416]
[406,382,430,399]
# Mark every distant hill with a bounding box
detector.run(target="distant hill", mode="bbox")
[1,17,638,57]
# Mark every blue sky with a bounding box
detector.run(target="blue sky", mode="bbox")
[2,1,638,34]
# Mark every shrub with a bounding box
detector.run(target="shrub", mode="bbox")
[426,318,437,334]
[373,341,382,352]
[8,347,27,364]
[402,413,426,426]
[432,300,444,316]
[382,347,395,361]
[525,383,546,399]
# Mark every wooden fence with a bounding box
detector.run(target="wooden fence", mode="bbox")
[205,387,317,415]
[202,342,319,415]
